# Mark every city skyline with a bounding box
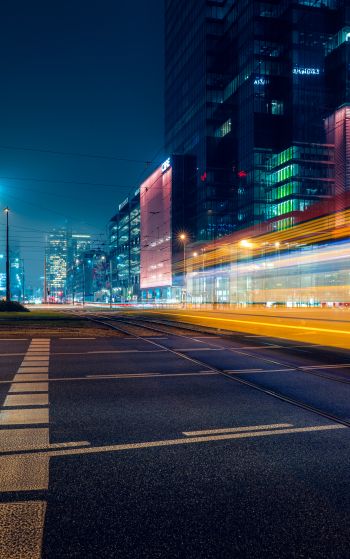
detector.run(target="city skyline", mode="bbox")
[0,0,164,287]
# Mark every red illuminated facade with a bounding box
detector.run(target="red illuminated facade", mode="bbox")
[140,163,172,290]
[326,106,350,197]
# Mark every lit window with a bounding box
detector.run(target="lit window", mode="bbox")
[271,100,284,115]
[215,118,232,138]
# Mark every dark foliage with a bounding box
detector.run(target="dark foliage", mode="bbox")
[0,301,30,312]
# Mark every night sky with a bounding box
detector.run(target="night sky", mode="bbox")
[0,0,164,288]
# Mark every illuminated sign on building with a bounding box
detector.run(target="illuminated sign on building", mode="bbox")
[254,77,269,86]
[161,157,171,173]
[293,67,320,75]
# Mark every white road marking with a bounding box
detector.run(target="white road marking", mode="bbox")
[224,368,263,373]
[21,423,346,459]
[193,336,219,339]
[145,337,169,340]
[0,428,49,452]
[183,423,293,436]
[14,374,48,381]
[22,356,50,361]
[0,501,46,559]
[224,368,296,374]
[302,364,350,369]
[0,454,49,491]
[0,338,50,558]
[4,393,48,407]
[17,368,48,374]
[9,382,48,393]
[19,362,49,368]
[172,348,224,352]
[0,408,49,425]
[86,371,218,380]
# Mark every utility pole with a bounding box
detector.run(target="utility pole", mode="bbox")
[4,208,10,302]
[21,259,25,303]
[44,256,47,304]
[82,261,85,307]
[179,233,187,307]
[110,259,113,309]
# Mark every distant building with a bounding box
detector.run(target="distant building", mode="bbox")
[139,154,196,301]
[0,251,24,301]
[46,229,68,301]
[0,272,5,300]
[73,248,108,303]
[109,188,141,301]
[66,233,92,300]
[10,254,24,301]
[68,234,92,264]
[108,154,196,302]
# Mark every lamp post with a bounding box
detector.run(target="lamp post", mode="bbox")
[179,233,187,307]
[239,239,255,306]
[82,261,85,306]
[21,259,25,303]
[4,208,10,302]
[76,259,85,306]
[191,251,198,305]
[109,259,113,309]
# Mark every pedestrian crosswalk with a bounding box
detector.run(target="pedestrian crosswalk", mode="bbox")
[0,339,50,559]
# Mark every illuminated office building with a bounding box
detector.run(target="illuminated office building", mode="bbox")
[108,155,196,301]
[109,188,141,301]
[68,234,91,263]
[46,229,68,300]
[66,233,92,301]
[164,0,348,236]
[0,252,23,301]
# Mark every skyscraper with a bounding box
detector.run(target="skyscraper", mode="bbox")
[46,229,68,301]
[164,0,343,238]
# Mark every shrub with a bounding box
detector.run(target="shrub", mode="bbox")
[0,301,30,312]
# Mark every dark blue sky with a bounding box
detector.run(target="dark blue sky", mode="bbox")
[0,0,164,287]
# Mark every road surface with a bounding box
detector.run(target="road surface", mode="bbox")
[0,310,350,558]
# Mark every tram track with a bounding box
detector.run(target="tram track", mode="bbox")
[83,313,350,429]
[92,314,350,388]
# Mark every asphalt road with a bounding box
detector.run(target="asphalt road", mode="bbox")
[133,306,350,350]
[1,315,350,558]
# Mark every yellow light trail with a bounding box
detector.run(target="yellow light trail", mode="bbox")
[140,308,350,350]
[176,206,350,272]
[169,313,350,336]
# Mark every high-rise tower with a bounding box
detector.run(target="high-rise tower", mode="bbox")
[165,0,341,237]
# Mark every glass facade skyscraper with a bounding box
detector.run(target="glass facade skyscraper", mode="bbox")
[46,229,68,301]
[109,189,141,301]
[165,0,349,238]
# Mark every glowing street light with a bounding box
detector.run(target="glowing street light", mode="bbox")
[239,239,255,249]
[4,207,10,302]
[178,233,188,306]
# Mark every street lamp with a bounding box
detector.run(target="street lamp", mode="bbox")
[76,259,85,306]
[179,233,187,306]
[109,259,113,309]
[20,259,25,303]
[4,208,10,302]
[239,238,254,305]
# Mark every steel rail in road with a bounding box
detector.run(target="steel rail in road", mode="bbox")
[82,313,350,430]
[90,313,350,389]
